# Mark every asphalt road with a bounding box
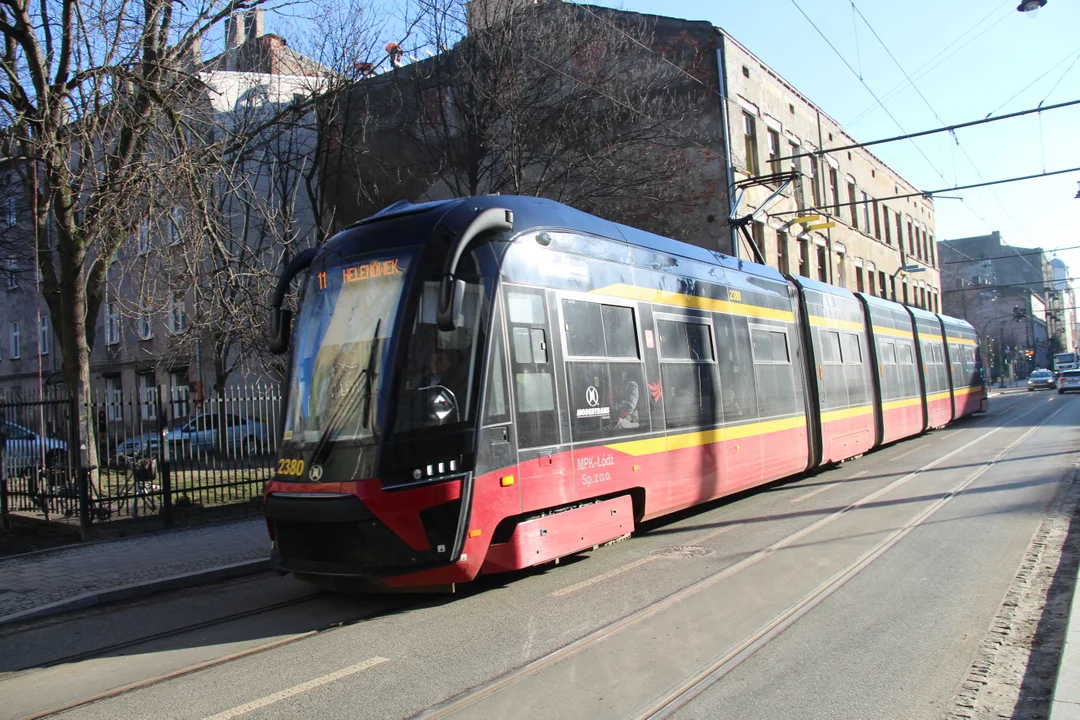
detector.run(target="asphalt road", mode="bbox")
[1,388,1075,720]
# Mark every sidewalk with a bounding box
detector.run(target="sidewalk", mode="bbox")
[0,518,271,626]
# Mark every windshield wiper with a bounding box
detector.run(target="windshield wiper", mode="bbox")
[309,319,381,465]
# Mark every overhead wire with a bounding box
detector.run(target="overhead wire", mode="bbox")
[940,242,1080,264]
[985,43,1080,118]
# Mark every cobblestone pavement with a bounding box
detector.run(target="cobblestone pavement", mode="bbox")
[0,519,269,620]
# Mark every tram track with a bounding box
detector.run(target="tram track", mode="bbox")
[412,393,1061,720]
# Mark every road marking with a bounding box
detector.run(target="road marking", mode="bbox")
[790,482,840,504]
[551,557,659,597]
[641,398,1069,719]
[938,430,961,441]
[686,524,737,545]
[202,657,390,720]
[415,397,1053,720]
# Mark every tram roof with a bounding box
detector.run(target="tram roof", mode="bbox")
[353,195,788,285]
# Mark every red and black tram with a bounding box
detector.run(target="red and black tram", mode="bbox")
[264,196,988,590]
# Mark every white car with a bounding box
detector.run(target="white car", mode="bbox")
[2,421,68,478]
[1058,370,1080,394]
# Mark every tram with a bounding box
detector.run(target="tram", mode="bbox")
[264,195,988,590]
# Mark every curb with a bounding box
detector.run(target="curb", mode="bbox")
[1050,544,1080,718]
[0,557,271,628]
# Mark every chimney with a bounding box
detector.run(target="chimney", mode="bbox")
[225,10,265,69]
[181,36,202,70]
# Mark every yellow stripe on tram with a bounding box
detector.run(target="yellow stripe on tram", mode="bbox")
[882,396,922,411]
[946,335,978,347]
[809,316,865,332]
[589,283,795,323]
[925,390,952,403]
[605,415,807,457]
[820,404,874,423]
[872,325,915,340]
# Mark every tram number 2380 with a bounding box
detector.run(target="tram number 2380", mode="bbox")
[277,458,306,477]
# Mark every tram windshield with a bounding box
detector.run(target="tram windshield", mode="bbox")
[282,252,411,446]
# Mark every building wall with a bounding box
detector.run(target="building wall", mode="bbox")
[719,32,940,311]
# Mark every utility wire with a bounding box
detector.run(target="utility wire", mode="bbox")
[849,2,1021,233]
[941,243,1080,264]
[845,0,1013,127]
[1040,49,1080,107]
[985,43,1080,117]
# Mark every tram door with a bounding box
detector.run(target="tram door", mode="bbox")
[504,286,570,512]
[476,298,519,513]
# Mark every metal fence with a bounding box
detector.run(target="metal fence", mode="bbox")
[1,383,282,531]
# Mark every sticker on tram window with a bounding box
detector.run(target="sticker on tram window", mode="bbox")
[277,458,306,476]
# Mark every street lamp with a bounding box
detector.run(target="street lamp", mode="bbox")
[1017,0,1047,16]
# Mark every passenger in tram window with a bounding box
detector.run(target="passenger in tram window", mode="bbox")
[614,368,640,429]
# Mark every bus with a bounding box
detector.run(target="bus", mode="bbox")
[1054,352,1078,373]
[264,195,987,592]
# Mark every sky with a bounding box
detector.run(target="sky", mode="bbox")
[581,0,1080,279]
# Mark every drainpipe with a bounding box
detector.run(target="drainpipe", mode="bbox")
[715,33,738,259]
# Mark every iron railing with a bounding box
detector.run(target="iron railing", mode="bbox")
[0,383,282,531]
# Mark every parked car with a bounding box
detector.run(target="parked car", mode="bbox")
[2,421,68,477]
[1058,369,1080,394]
[1028,369,1057,391]
[115,412,268,462]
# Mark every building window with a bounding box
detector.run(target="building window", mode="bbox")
[907,219,915,255]
[166,208,183,246]
[106,377,123,422]
[855,266,864,293]
[751,220,765,261]
[743,112,759,175]
[896,214,904,255]
[868,271,876,296]
[5,197,15,227]
[808,155,821,207]
[170,371,190,418]
[929,237,935,267]
[836,254,846,288]
[790,142,803,207]
[137,219,150,255]
[4,256,15,289]
[829,167,840,217]
[138,373,157,421]
[106,303,120,345]
[816,244,828,282]
[861,192,871,232]
[799,237,809,276]
[777,230,789,275]
[873,200,882,240]
[879,271,888,299]
[167,296,186,335]
[883,206,892,245]
[9,320,19,358]
[847,181,858,230]
[767,128,781,176]
[902,281,909,306]
[38,314,49,355]
[138,306,153,340]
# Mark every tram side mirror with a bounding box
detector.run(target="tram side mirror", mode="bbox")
[436,276,466,332]
[268,308,293,355]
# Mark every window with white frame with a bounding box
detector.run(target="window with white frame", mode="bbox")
[9,321,19,358]
[5,256,15,289]
[138,373,157,421]
[106,303,120,345]
[5,197,15,227]
[138,305,153,340]
[167,295,186,334]
[170,371,190,418]
[38,314,49,355]
[137,219,150,255]
[106,376,123,422]
[167,208,183,246]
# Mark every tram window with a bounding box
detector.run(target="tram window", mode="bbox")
[512,327,533,364]
[898,344,914,365]
[657,319,691,360]
[715,314,758,424]
[563,299,605,357]
[568,361,649,441]
[686,323,714,361]
[881,341,897,364]
[601,305,638,359]
[508,292,546,324]
[483,328,509,425]
[531,328,548,363]
[751,328,790,364]
[660,362,719,429]
[841,334,862,364]
[820,331,842,364]
[516,373,554,412]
